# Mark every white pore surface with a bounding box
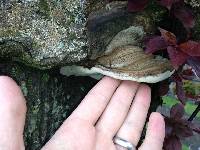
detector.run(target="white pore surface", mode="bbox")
[60,65,175,83]
[60,65,103,80]
[90,66,175,83]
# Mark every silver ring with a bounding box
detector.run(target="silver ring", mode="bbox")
[113,136,136,150]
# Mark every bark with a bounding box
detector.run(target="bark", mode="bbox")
[0,62,98,150]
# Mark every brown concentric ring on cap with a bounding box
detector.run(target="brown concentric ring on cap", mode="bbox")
[94,45,174,83]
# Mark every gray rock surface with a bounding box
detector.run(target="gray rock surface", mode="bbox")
[0,0,88,69]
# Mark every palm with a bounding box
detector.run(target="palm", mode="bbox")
[42,118,120,150]
[0,76,165,150]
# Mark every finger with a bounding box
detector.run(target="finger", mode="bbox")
[95,81,139,137]
[116,84,151,146]
[139,112,165,150]
[0,76,27,149]
[70,76,120,125]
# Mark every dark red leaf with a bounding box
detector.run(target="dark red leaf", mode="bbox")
[163,136,182,150]
[182,75,197,81]
[165,116,194,138]
[145,36,168,53]
[171,72,186,104]
[165,117,174,137]
[173,7,195,28]
[170,103,184,119]
[159,28,177,45]
[192,126,200,134]
[176,79,186,104]
[177,129,194,137]
[158,80,170,96]
[175,120,194,137]
[187,57,200,78]
[167,46,189,69]
[185,93,200,100]
[179,41,200,56]
[157,0,175,10]
[182,68,194,77]
[172,72,182,82]
[182,68,199,81]
[128,0,149,12]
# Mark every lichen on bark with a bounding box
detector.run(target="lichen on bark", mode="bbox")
[0,62,98,150]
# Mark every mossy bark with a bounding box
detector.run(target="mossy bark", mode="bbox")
[0,62,98,149]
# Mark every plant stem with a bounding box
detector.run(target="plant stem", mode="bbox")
[188,103,200,121]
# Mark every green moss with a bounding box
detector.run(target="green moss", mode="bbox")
[38,0,51,18]
[10,65,23,78]
[192,15,200,40]
[182,144,190,150]
[0,29,20,37]
[162,96,200,118]
[183,80,200,97]
[41,73,50,82]
[146,1,167,23]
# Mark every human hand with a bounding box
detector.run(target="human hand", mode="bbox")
[0,76,165,150]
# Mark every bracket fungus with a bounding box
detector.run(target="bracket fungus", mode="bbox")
[61,26,175,83]
[61,45,174,83]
